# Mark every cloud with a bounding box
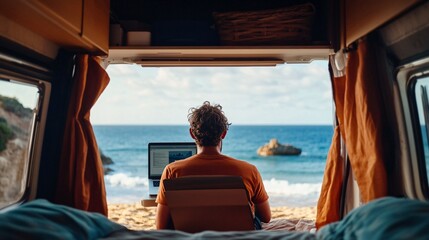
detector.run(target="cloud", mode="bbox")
[91,61,332,125]
[0,81,39,108]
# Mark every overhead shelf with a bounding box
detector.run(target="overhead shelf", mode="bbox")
[107,0,334,66]
[106,45,333,66]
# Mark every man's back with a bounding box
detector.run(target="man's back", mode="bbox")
[155,102,271,230]
[156,153,268,212]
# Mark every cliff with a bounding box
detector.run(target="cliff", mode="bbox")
[0,95,32,203]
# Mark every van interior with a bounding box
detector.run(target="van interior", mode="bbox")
[0,0,429,239]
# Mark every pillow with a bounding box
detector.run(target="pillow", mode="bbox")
[0,199,125,240]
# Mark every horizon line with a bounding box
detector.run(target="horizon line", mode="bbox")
[92,123,334,126]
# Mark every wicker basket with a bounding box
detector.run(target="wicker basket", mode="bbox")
[213,3,315,45]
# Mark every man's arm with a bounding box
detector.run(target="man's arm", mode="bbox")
[155,203,174,229]
[255,200,271,223]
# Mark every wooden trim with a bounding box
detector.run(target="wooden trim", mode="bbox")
[345,0,422,47]
[0,14,58,59]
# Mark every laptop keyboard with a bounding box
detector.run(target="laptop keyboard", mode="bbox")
[153,180,160,187]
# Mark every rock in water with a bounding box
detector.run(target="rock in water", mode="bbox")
[100,149,113,165]
[257,139,301,156]
[99,148,114,175]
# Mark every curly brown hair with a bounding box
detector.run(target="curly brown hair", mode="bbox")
[188,101,231,146]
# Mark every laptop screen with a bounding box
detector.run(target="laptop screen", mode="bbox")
[148,142,197,179]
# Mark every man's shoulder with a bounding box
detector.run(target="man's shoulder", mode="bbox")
[224,155,257,168]
[168,157,192,167]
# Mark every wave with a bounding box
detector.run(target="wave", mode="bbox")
[264,178,321,207]
[104,174,322,207]
[104,174,321,195]
[105,173,148,188]
[263,178,321,196]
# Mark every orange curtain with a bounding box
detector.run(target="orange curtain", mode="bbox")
[316,126,344,229]
[55,54,109,216]
[316,38,388,228]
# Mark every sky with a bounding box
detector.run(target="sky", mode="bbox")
[0,81,40,108]
[91,60,333,125]
[2,60,427,126]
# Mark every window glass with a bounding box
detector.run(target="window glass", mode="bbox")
[414,76,429,186]
[0,79,39,207]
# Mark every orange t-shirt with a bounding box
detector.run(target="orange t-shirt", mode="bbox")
[156,153,269,212]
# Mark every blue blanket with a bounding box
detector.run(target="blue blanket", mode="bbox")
[317,197,429,240]
[0,199,125,240]
[1,197,428,240]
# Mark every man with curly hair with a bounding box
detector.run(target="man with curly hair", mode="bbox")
[156,101,271,230]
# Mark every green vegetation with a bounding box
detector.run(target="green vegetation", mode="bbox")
[0,94,28,152]
[0,117,15,152]
[0,95,32,118]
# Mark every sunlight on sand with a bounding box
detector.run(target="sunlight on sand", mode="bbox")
[108,203,316,231]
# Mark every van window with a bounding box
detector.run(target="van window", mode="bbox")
[413,75,429,188]
[0,79,39,208]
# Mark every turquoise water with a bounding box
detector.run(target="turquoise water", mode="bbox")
[94,125,333,207]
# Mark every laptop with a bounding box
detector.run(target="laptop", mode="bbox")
[148,142,197,196]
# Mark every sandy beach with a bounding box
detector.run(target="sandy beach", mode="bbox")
[108,203,316,231]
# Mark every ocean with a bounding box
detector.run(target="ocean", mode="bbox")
[94,125,333,207]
